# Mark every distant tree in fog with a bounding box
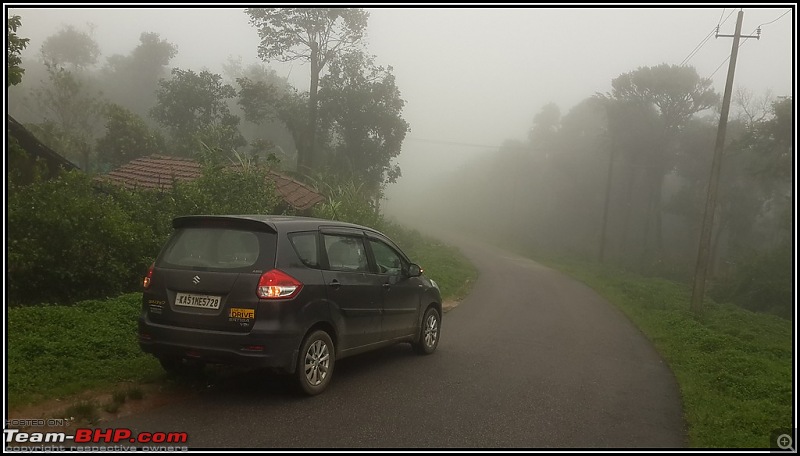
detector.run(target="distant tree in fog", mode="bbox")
[101,32,177,123]
[150,68,244,157]
[40,24,100,69]
[246,8,369,176]
[610,64,718,263]
[528,102,561,154]
[28,65,105,170]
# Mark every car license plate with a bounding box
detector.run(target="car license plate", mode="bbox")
[175,293,221,309]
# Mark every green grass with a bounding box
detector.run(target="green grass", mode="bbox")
[537,256,793,448]
[7,293,163,408]
[382,222,477,301]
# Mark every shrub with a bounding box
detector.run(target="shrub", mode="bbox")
[7,171,158,306]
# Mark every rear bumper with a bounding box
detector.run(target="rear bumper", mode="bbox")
[138,315,303,372]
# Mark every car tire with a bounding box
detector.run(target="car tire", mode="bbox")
[158,356,205,377]
[296,330,335,396]
[412,306,441,355]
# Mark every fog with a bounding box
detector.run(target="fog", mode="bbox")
[7,6,794,245]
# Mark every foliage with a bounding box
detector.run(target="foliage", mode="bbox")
[610,64,719,132]
[95,103,167,170]
[7,15,29,87]
[28,65,105,170]
[528,102,561,150]
[100,32,177,122]
[7,171,158,306]
[40,24,100,69]
[7,293,162,407]
[170,161,282,217]
[318,50,409,193]
[246,7,370,174]
[246,8,369,65]
[6,158,282,308]
[311,173,383,229]
[709,239,792,319]
[150,68,244,156]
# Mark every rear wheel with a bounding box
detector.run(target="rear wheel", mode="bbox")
[412,306,441,355]
[296,330,335,396]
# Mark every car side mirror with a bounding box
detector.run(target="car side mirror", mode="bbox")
[407,263,422,277]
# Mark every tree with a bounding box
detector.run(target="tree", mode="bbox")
[96,104,167,170]
[610,64,718,264]
[101,32,177,122]
[528,102,561,154]
[246,8,369,176]
[238,76,309,169]
[29,64,105,170]
[317,51,409,196]
[40,24,100,69]
[7,15,29,87]
[150,68,244,157]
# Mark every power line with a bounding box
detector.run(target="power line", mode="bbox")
[681,9,737,67]
[406,137,503,149]
[707,8,791,79]
[707,27,759,79]
[757,8,791,27]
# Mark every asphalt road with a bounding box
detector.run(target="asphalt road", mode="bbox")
[109,239,686,449]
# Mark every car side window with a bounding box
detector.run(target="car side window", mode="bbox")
[369,239,406,276]
[323,234,369,272]
[289,232,319,268]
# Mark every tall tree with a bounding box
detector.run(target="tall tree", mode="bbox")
[150,68,244,157]
[317,51,409,196]
[7,15,29,87]
[611,64,718,264]
[246,8,369,176]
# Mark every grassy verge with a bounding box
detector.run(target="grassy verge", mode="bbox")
[7,293,163,409]
[537,256,793,448]
[7,230,475,410]
[382,222,477,301]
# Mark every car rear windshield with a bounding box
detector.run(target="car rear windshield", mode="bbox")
[157,227,276,271]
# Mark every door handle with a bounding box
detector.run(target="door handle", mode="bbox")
[329,279,341,290]
[382,283,391,290]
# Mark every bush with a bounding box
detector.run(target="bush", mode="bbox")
[7,163,283,307]
[710,243,792,319]
[7,171,158,306]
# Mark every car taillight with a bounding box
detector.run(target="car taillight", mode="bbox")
[257,269,302,299]
[143,263,154,289]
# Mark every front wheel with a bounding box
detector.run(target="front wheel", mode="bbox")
[296,330,335,396]
[412,307,441,355]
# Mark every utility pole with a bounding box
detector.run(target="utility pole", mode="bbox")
[690,9,759,314]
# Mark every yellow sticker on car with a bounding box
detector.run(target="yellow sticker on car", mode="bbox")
[229,308,255,319]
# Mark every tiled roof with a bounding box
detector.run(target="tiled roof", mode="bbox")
[100,155,325,211]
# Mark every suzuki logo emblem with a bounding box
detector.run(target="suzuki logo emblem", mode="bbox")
[192,275,200,285]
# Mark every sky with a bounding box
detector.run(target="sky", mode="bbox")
[5,5,796,206]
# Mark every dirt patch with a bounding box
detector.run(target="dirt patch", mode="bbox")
[443,299,460,313]
[7,381,192,430]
